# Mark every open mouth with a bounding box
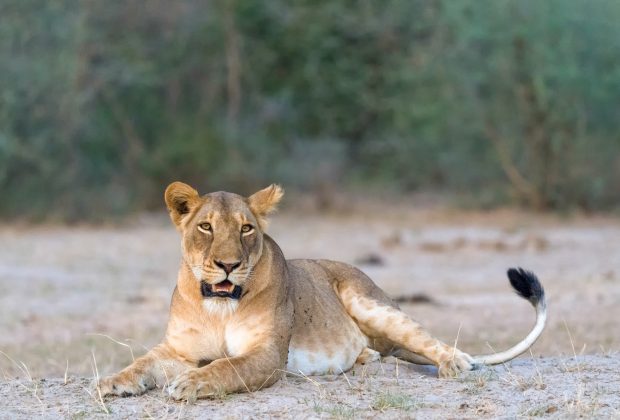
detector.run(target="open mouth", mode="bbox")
[200,280,242,299]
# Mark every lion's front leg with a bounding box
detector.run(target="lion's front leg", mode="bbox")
[97,343,189,397]
[167,348,283,402]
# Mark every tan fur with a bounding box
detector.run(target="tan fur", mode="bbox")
[97,183,518,401]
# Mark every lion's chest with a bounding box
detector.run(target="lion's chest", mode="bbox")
[165,305,264,363]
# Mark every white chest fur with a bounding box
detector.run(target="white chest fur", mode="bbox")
[202,299,238,317]
[224,324,255,357]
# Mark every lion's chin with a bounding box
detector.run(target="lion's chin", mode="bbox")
[200,280,242,300]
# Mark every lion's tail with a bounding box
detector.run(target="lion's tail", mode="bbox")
[472,268,547,366]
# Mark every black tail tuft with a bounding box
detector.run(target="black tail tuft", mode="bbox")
[507,267,545,306]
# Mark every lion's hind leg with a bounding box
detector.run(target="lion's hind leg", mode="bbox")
[316,260,473,377]
[336,284,473,377]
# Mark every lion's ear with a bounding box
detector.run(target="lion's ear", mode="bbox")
[164,182,200,226]
[248,184,284,229]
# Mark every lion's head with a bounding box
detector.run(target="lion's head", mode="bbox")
[164,182,283,300]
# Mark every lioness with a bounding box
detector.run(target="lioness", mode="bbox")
[98,182,546,401]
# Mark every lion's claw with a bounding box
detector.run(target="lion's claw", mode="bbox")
[437,350,475,378]
[167,370,200,402]
[94,374,153,397]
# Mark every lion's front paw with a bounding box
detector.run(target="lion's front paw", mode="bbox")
[167,370,202,403]
[437,350,474,378]
[95,373,153,398]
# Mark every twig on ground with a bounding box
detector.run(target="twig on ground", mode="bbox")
[223,351,252,395]
[338,367,353,389]
[88,350,109,414]
[87,333,135,362]
[64,359,69,385]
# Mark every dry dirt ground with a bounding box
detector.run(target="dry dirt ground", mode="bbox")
[1,205,619,418]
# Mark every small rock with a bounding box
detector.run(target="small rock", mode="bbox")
[354,253,385,266]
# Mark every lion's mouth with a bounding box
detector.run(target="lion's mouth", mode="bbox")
[200,280,242,299]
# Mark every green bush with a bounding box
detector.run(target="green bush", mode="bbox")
[1,0,619,220]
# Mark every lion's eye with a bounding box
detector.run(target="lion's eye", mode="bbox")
[197,222,212,233]
[241,224,253,234]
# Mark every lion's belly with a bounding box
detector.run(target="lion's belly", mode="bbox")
[286,345,362,375]
[286,317,367,375]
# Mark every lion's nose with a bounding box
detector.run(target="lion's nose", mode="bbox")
[214,260,241,275]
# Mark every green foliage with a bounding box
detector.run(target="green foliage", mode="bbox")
[372,390,416,412]
[1,0,619,219]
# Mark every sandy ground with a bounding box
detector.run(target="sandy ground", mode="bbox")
[1,355,618,419]
[1,205,619,418]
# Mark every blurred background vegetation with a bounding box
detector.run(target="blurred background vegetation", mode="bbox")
[1,0,619,221]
